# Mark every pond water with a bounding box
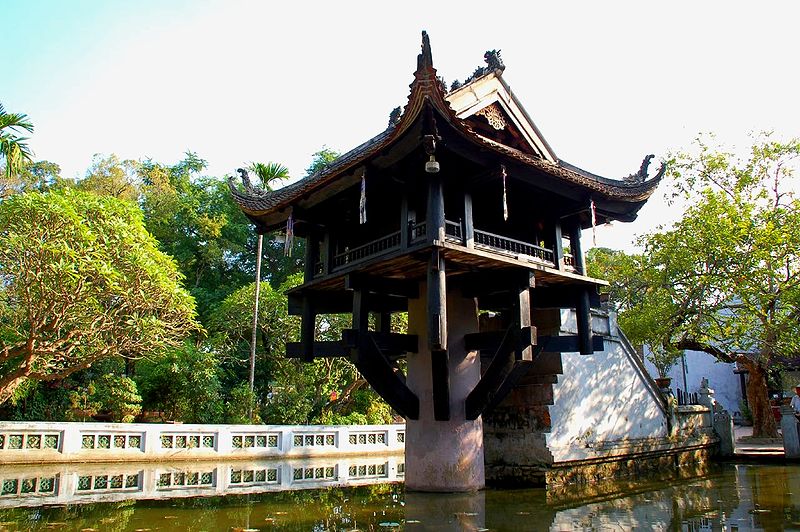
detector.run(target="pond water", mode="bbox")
[0,462,798,531]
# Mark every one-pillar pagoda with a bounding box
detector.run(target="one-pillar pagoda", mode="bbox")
[229,32,663,492]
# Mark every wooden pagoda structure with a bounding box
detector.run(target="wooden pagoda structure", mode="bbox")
[229,32,663,491]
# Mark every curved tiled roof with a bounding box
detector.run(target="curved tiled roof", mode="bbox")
[229,32,663,218]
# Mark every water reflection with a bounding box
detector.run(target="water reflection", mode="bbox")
[0,462,798,530]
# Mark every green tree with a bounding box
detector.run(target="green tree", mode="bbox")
[596,134,800,438]
[1,160,65,197]
[68,374,142,422]
[209,273,387,424]
[139,152,256,323]
[0,188,199,404]
[0,103,35,196]
[134,342,223,423]
[77,154,139,202]
[305,146,340,176]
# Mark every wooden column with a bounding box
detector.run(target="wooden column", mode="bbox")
[322,231,334,275]
[517,273,534,361]
[569,224,586,275]
[553,221,564,270]
[427,249,447,351]
[427,174,445,245]
[463,192,474,249]
[428,248,449,421]
[304,233,320,283]
[576,287,593,355]
[400,193,409,250]
[376,312,392,334]
[301,297,316,362]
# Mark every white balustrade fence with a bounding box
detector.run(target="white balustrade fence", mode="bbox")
[0,422,405,464]
[0,455,406,508]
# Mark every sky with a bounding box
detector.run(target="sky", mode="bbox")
[2,1,799,251]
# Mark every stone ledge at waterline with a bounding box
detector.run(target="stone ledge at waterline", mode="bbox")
[0,421,406,464]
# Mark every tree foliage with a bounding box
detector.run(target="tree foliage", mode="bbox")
[0,189,199,404]
[0,102,34,183]
[594,133,800,437]
[138,152,257,323]
[209,273,391,425]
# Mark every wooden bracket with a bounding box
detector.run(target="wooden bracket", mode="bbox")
[465,326,537,420]
[350,334,420,420]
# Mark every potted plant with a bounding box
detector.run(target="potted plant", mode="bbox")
[647,344,681,389]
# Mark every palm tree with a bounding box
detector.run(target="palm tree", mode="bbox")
[245,161,289,421]
[0,103,34,179]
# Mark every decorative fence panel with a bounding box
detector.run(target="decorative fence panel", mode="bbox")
[0,422,405,464]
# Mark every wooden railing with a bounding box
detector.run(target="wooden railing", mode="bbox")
[474,229,554,264]
[323,221,559,273]
[333,231,401,270]
[410,221,427,243]
[444,219,462,242]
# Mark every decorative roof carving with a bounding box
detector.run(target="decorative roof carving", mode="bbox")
[475,104,507,130]
[463,49,506,85]
[229,168,268,197]
[388,106,402,127]
[624,154,666,184]
[484,49,505,72]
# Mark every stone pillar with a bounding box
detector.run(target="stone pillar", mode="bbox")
[713,410,735,457]
[405,286,484,491]
[780,405,800,459]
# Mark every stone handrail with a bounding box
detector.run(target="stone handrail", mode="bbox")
[0,421,405,464]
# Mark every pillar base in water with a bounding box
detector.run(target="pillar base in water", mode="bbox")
[405,289,485,492]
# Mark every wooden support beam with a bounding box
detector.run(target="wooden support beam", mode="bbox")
[287,331,419,359]
[464,326,537,353]
[466,331,600,355]
[518,274,534,361]
[464,192,474,249]
[427,173,446,244]
[427,249,447,351]
[352,290,369,331]
[569,224,586,275]
[301,297,315,362]
[528,286,601,309]
[465,326,534,420]
[345,273,419,298]
[539,334,604,353]
[286,341,345,359]
[576,287,594,355]
[376,312,391,334]
[322,231,334,275]
[351,334,420,419]
[457,269,536,299]
[400,193,409,250]
[553,221,564,271]
[304,234,320,283]
[288,291,408,316]
[432,349,450,421]
[342,329,418,354]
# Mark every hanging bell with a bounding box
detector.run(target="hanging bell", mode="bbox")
[425,154,440,174]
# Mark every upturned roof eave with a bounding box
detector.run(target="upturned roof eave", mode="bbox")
[229,32,664,224]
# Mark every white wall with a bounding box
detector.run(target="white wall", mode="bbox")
[643,349,741,417]
[546,310,669,462]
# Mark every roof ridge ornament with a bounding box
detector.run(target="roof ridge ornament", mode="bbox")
[484,49,505,72]
[231,168,269,196]
[418,31,433,71]
[625,155,667,184]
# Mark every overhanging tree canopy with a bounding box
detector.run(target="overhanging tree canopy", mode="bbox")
[594,133,800,438]
[0,189,199,404]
